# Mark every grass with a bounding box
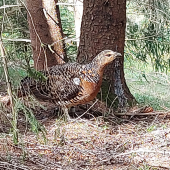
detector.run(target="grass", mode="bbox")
[124,57,170,110]
[0,66,27,88]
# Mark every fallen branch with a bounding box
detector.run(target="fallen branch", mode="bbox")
[0,4,22,9]
[3,38,31,43]
[114,111,169,116]
[114,105,169,116]
[100,148,170,165]
[0,161,29,170]
[73,99,99,121]
[113,148,170,157]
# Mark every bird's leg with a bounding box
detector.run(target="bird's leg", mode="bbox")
[62,107,71,121]
[70,106,76,114]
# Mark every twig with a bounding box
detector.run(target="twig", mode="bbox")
[0,5,22,9]
[100,148,170,163]
[2,38,31,42]
[114,148,170,157]
[73,99,99,121]
[0,161,29,170]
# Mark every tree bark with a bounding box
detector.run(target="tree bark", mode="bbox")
[26,0,67,71]
[77,0,135,108]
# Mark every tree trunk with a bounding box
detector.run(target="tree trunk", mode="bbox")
[26,0,67,71]
[77,0,135,108]
[73,0,83,47]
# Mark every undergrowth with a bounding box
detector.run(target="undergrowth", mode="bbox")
[124,55,170,110]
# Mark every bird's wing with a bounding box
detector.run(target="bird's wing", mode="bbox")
[19,63,83,105]
[47,63,83,104]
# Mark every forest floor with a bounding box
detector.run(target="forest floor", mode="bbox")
[0,95,170,169]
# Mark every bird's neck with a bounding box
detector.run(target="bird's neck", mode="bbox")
[90,60,106,72]
[84,61,106,78]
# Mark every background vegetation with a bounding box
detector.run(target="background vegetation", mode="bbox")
[125,0,170,110]
[0,1,170,169]
[1,0,170,110]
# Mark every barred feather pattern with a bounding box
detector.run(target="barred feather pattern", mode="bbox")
[19,62,100,107]
[18,50,120,108]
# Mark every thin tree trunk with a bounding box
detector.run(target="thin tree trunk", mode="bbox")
[26,0,67,71]
[77,0,135,108]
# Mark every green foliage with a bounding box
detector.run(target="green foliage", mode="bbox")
[59,6,75,37]
[59,5,77,61]
[15,99,47,143]
[126,0,170,72]
[0,2,77,87]
[0,2,77,142]
[124,57,170,110]
[147,125,157,132]
[0,1,31,87]
[138,164,158,170]
[0,0,16,6]
[27,68,47,82]
[0,1,28,37]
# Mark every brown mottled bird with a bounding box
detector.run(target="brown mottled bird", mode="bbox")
[18,50,121,119]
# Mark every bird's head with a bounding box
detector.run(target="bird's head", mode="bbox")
[93,50,122,67]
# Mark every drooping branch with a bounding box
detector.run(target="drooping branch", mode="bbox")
[0,38,18,144]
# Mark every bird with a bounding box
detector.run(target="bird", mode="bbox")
[18,50,121,120]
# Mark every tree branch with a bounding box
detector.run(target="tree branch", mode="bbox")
[0,5,21,9]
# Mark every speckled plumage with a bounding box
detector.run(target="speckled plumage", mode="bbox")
[18,50,121,109]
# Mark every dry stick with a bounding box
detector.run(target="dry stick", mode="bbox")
[0,161,29,170]
[0,38,18,144]
[73,99,99,121]
[114,111,169,116]
[113,148,170,157]
[98,148,170,167]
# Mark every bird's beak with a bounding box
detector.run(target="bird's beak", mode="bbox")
[115,52,122,58]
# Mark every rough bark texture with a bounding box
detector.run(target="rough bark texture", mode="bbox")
[77,0,135,108]
[26,0,67,71]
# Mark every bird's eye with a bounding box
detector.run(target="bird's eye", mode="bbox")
[106,54,112,57]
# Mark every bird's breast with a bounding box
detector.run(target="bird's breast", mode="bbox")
[79,77,102,102]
